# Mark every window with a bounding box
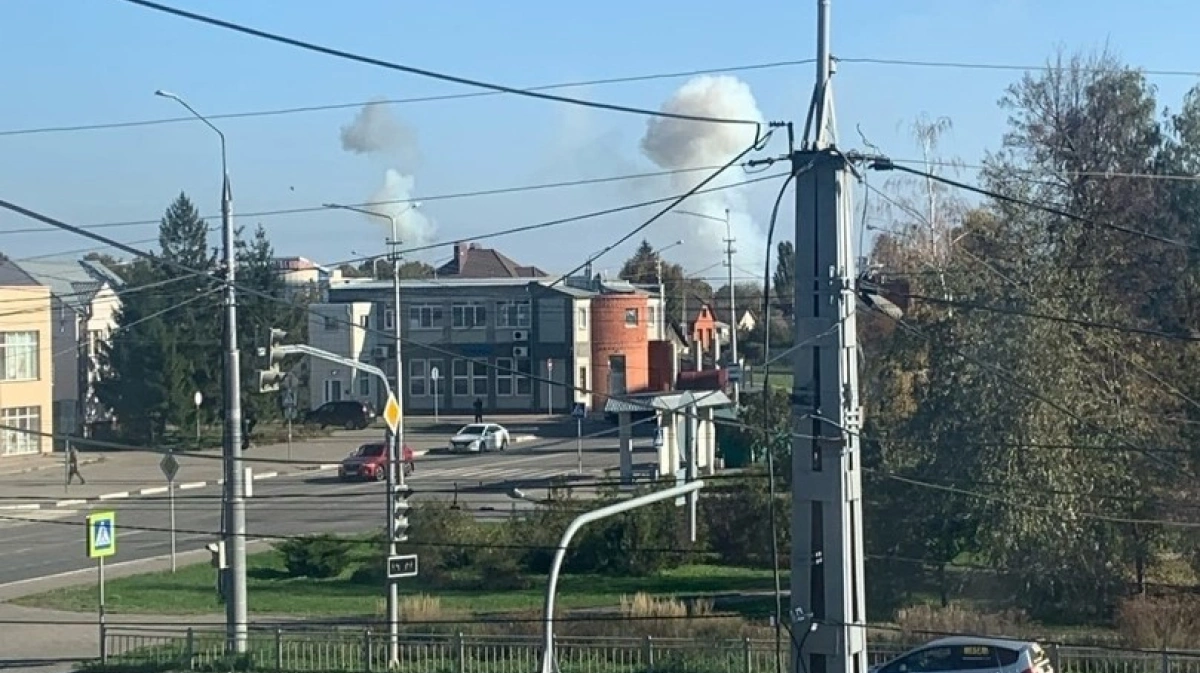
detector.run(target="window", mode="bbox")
[408,305,443,330]
[323,379,343,403]
[0,331,38,381]
[452,359,470,396]
[452,302,487,329]
[579,366,588,393]
[624,307,639,327]
[472,361,489,395]
[577,307,587,331]
[323,316,339,331]
[383,307,395,330]
[496,300,531,328]
[0,406,40,455]
[358,373,371,396]
[409,359,427,397]
[516,359,532,395]
[495,357,514,396]
[359,314,370,329]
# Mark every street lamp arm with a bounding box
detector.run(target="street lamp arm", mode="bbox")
[157,91,227,175]
[538,480,705,673]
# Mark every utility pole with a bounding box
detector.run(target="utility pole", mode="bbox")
[790,2,868,673]
[324,201,418,667]
[155,89,248,654]
[721,208,739,402]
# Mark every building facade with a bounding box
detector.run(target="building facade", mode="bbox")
[305,275,666,416]
[0,258,53,457]
[16,258,122,439]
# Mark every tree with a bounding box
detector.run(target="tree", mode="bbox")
[619,239,709,324]
[772,241,794,318]
[356,259,436,279]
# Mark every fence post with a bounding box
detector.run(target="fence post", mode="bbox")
[645,635,654,673]
[364,628,372,672]
[1161,648,1169,673]
[744,636,752,673]
[185,627,195,670]
[274,627,283,672]
[456,631,465,673]
[1049,643,1061,673]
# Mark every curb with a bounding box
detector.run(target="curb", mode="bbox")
[0,455,105,478]
[0,463,342,512]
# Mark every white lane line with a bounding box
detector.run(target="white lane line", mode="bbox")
[140,486,168,495]
[55,499,87,508]
[178,481,207,490]
[98,491,130,500]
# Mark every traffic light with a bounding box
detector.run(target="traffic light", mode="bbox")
[392,484,412,542]
[257,328,289,393]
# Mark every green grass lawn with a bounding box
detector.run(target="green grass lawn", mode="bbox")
[12,550,781,618]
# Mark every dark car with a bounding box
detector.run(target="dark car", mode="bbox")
[338,442,415,481]
[305,401,375,430]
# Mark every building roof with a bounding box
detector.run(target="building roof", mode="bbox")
[604,390,733,414]
[436,242,548,279]
[9,258,117,310]
[0,256,40,288]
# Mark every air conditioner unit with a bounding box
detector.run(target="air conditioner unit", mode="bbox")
[373,346,389,360]
[512,330,528,342]
[513,346,529,357]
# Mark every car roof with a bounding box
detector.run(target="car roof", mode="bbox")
[922,636,1039,650]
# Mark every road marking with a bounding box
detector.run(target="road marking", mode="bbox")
[98,491,129,501]
[140,486,168,495]
[55,499,87,508]
[178,481,207,490]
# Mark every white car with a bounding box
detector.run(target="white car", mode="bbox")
[449,423,510,453]
[872,637,1054,673]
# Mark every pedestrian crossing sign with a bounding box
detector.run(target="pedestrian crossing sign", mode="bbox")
[86,511,116,559]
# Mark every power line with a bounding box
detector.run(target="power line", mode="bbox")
[838,56,1200,79]
[0,62,812,138]
[0,164,739,236]
[866,157,1200,252]
[119,0,764,129]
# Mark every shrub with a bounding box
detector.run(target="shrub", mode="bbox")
[275,534,354,579]
[1116,595,1200,649]
[476,551,533,591]
[894,604,1029,642]
[702,472,789,568]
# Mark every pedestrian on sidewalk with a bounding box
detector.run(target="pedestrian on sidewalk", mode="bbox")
[473,397,483,423]
[66,445,86,485]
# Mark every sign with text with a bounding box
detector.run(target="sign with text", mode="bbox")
[387,554,419,579]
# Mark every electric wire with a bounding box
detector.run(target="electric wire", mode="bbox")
[119,0,763,130]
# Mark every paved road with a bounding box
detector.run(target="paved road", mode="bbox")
[0,434,650,587]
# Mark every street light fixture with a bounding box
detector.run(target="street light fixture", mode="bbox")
[673,209,740,401]
[155,88,246,654]
[323,199,419,667]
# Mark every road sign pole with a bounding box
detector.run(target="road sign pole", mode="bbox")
[169,477,177,572]
[286,416,293,460]
[97,556,106,663]
[576,417,583,475]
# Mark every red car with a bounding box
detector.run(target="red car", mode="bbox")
[338,442,415,481]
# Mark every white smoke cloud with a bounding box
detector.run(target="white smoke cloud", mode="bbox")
[367,169,435,246]
[340,99,420,169]
[640,75,768,275]
[339,101,434,246]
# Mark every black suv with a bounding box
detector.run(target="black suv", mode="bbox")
[304,401,375,430]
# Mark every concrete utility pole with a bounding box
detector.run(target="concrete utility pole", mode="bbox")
[790,2,868,673]
[324,201,418,666]
[721,209,739,402]
[155,89,248,654]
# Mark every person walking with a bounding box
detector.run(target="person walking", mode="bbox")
[473,397,483,423]
[67,445,86,485]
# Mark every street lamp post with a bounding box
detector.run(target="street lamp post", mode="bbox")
[675,209,739,402]
[324,200,418,666]
[155,89,248,654]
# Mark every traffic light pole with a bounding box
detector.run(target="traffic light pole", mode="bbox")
[386,225,407,667]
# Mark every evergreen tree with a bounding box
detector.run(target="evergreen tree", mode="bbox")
[772,240,794,318]
[619,239,709,323]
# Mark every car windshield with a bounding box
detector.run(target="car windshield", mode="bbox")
[456,424,487,437]
[354,444,386,457]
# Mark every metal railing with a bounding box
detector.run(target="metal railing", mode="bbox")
[96,625,1200,673]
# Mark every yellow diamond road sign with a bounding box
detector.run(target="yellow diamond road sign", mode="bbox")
[383,394,401,432]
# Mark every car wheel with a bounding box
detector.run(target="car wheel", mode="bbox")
[374,467,386,482]
[501,439,508,451]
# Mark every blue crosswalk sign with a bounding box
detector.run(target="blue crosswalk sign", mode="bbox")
[86,511,116,559]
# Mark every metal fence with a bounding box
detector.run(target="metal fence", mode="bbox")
[96,626,1200,673]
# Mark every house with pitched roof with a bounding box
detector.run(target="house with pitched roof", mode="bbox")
[0,256,53,457]
[14,258,123,439]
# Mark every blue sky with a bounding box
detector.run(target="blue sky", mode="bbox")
[2,0,1198,283]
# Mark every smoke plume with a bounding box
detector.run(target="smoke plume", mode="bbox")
[367,169,435,246]
[640,76,767,271]
[340,99,420,167]
[339,100,433,245]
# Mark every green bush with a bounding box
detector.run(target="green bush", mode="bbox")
[477,551,533,590]
[275,534,355,579]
